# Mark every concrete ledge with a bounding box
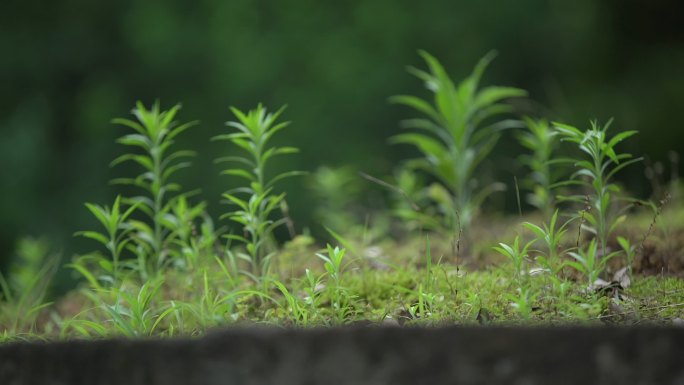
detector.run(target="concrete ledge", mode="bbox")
[2,326,684,385]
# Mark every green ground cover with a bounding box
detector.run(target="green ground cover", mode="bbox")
[1,52,682,341]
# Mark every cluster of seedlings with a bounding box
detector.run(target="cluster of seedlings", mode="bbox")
[1,52,683,340]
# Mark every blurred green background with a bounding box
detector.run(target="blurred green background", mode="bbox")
[1,0,683,273]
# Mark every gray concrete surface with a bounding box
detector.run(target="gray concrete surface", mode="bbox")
[1,326,684,385]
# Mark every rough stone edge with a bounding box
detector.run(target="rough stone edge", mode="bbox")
[2,326,684,385]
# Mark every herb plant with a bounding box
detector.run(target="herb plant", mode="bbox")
[523,209,572,272]
[213,104,304,279]
[4,52,684,341]
[75,195,138,282]
[566,238,616,286]
[316,244,352,324]
[518,117,561,218]
[391,51,527,230]
[110,101,198,277]
[493,235,534,286]
[617,236,636,280]
[0,238,58,338]
[554,119,641,258]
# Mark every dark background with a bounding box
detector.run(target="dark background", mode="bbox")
[1,0,683,272]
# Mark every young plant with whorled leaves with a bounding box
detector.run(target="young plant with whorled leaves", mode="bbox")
[391,51,526,231]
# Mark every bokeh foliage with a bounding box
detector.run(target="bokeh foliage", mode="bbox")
[1,0,683,270]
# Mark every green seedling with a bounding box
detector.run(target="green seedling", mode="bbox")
[213,104,304,279]
[316,244,353,323]
[164,196,214,270]
[7,53,684,340]
[104,278,176,337]
[554,119,641,258]
[174,270,239,331]
[518,117,562,218]
[75,195,139,282]
[0,238,58,337]
[523,209,572,271]
[317,244,345,283]
[566,238,619,287]
[273,280,309,326]
[391,50,526,231]
[111,101,198,277]
[493,235,534,285]
[521,210,575,297]
[617,236,636,279]
[68,277,175,338]
[506,287,537,321]
[302,268,324,314]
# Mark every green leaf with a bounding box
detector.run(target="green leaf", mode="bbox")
[468,50,498,92]
[116,134,151,150]
[159,103,181,128]
[267,171,307,188]
[399,118,451,144]
[553,122,583,139]
[473,86,527,110]
[229,106,250,125]
[221,194,249,210]
[390,133,447,160]
[84,203,110,230]
[271,146,300,156]
[167,120,198,142]
[214,156,256,167]
[261,146,299,165]
[162,161,192,182]
[388,95,441,123]
[262,121,291,144]
[110,154,154,171]
[162,150,196,167]
[75,231,109,246]
[523,222,546,240]
[606,130,638,149]
[220,169,256,182]
[617,236,632,252]
[66,261,102,290]
[230,138,256,155]
[111,118,146,135]
[606,157,642,181]
[472,103,514,128]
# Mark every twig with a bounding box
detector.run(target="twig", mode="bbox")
[452,209,462,272]
[575,195,591,250]
[279,199,297,239]
[637,192,671,257]
[358,171,420,211]
[514,176,523,218]
[440,265,457,296]
[598,302,684,320]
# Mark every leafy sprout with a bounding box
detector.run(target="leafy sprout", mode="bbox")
[391,50,527,231]
[110,101,199,276]
[0,238,59,336]
[213,104,304,279]
[75,195,138,282]
[554,119,641,258]
[518,117,563,218]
